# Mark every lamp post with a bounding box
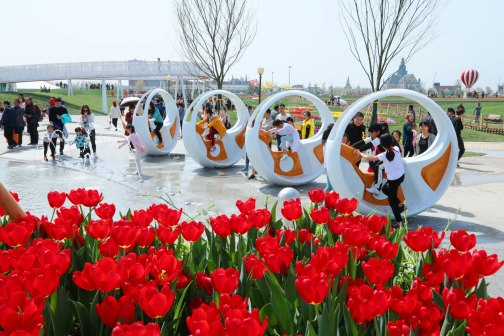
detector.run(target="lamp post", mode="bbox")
[271,72,274,86]
[288,65,292,86]
[257,67,264,103]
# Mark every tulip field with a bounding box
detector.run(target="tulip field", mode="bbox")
[0,188,503,335]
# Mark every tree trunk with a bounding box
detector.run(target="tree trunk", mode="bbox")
[372,100,379,124]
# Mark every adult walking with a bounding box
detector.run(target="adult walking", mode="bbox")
[453,106,465,164]
[48,97,68,155]
[415,121,436,155]
[474,103,482,123]
[13,99,25,147]
[79,105,97,158]
[402,113,415,157]
[355,134,405,228]
[24,97,41,145]
[109,100,121,131]
[1,101,17,149]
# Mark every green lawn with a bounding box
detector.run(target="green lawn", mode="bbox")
[0,89,115,115]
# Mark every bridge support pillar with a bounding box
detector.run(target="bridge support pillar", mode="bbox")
[67,79,73,96]
[101,79,108,114]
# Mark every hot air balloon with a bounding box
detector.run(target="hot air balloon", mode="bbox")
[461,68,479,89]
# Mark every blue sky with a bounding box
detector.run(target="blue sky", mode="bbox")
[3,0,502,89]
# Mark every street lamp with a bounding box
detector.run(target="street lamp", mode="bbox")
[271,72,274,86]
[257,67,264,103]
[288,65,292,86]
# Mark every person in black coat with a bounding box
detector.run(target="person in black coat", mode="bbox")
[24,97,41,145]
[1,101,17,148]
[48,97,68,155]
[12,99,25,146]
[453,107,465,162]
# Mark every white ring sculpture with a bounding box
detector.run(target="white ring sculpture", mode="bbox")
[182,90,249,168]
[132,89,180,156]
[246,90,334,186]
[325,89,458,217]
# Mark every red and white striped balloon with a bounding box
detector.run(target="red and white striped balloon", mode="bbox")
[461,68,479,89]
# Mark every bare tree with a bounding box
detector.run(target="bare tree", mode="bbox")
[175,0,257,89]
[340,0,439,122]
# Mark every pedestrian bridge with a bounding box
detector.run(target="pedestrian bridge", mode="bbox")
[0,60,204,84]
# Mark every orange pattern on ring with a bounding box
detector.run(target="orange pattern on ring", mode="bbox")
[340,144,404,206]
[421,143,452,191]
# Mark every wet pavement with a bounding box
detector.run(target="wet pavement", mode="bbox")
[1,117,504,295]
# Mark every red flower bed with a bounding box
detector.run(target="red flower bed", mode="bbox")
[0,188,503,335]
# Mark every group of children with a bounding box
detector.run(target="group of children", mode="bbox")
[42,125,90,161]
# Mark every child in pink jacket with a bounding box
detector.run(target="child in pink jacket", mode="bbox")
[118,125,146,176]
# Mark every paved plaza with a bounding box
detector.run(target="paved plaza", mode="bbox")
[1,116,504,295]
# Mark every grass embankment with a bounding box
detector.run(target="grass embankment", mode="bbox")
[0,89,115,115]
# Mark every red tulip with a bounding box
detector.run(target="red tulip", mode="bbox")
[298,229,319,245]
[196,272,213,295]
[362,258,395,285]
[236,198,256,215]
[422,261,445,287]
[210,214,232,238]
[256,235,280,256]
[362,215,388,234]
[247,208,271,229]
[111,220,139,249]
[153,206,182,227]
[136,227,156,247]
[295,262,329,304]
[335,197,358,216]
[186,303,225,336]
[147,248,182,285]
[86,219,112,241]
[47,191,67,209]
[324,191,340,209]
[94,202,116,220]
[243,255,267,280]
[466,298,504,336]
[225,307,268,336]
[311,243,349,279]
[471,249,504,277]
[46,217,77,240]
[67,188,102,207]
[210,268,239,294]
[440,249,472,281]
[139,283,175,318]
[96,296,121,328]
[310,206,330,224]
[263,246,293,276]
[0,191,19,217]
[57,206,83,227]
[403,227,445,253]
[308,188,325,203]
[387,320,410,336]
[25,268,60,299]
[346,283,390,324]
[99,239,119,258]
[368,235,399,260]
[73,257,125,292]
[276,229,297,245]
[442,288,477,320]
[281,198,302,221]
[130,209,153,228]
[450,230,476,252]
[111,321,161,336]
[180,221,205,242]
[0,215,36,246]
[230,214,253,235]
[0,291,44,336]
[156,225,180,245]
[341,223,369,248]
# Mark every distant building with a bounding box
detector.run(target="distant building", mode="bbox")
[498,84,504,95]
[344,76,352,89]
[431,82,462,96]
[383,58,423,92]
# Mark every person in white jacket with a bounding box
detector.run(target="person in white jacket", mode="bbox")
[109,100,122,131]
[79,105,98,158]
[269,119,301,161]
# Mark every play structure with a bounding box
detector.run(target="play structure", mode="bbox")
[132,89,180,155]
[182,90,249,168]
[245,91,334,186]
[325,89,458,217]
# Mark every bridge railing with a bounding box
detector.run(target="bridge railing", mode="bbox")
[0,60,204,83]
